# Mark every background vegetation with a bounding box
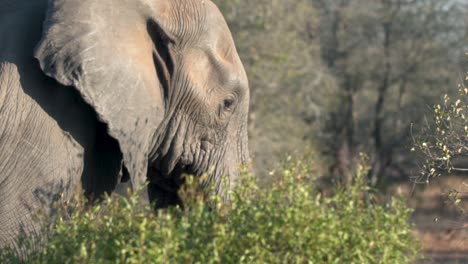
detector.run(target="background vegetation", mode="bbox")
[216,0,467,188]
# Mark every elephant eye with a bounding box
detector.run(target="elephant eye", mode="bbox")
[223,98,235,112]
[219,95,237,119]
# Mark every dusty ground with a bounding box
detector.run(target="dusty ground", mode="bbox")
[391,176,468,263]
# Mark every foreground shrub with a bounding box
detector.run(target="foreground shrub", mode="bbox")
[1,159,419,263]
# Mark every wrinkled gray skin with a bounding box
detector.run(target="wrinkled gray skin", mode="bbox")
[0,0,249,248]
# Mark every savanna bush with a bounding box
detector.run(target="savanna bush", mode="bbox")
[1,158,419,263]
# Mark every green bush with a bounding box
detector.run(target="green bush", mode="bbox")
[1,158,419,263]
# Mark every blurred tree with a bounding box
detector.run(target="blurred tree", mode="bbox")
[213,0,467,188]
[311,0,467,186]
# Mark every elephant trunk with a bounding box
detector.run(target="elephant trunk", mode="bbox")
[210,124,250,202]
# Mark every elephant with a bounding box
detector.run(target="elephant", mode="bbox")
[0,0,249,248]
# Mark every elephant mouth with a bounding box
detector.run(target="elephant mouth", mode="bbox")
[147,162,197,194]
[147,161,203,208]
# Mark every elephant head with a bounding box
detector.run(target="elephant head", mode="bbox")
[34,0,249,207]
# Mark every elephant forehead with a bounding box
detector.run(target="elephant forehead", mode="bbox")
[201,1,249,91]
[158,1,232,42]
[158,0,208,40]
[182,49,215,93]
[182,48,244,95]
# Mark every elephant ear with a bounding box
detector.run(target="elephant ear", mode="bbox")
[35,0,171,189]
